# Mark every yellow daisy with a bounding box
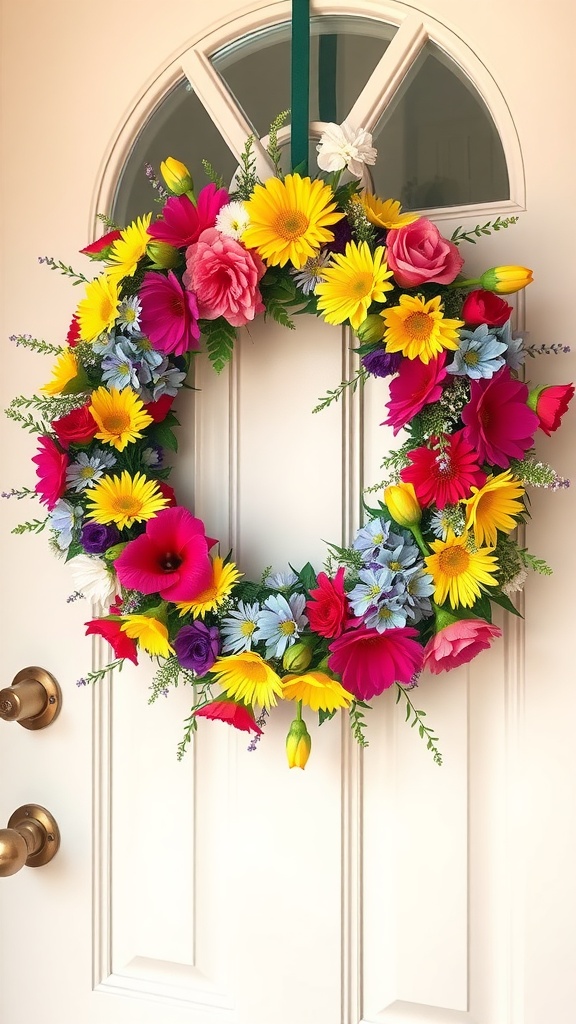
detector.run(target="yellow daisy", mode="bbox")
[211,651,283,710]
[315,240,395,330]
[176,557,243,618]
[40,348,83,396]
[105,213,152,282]
[281,671,354,713]
[359,194,419,230]
[77,274,120,342]
[89,386,153,451]
[462,471,525,547]
[242,173,343,269]
[425,531,499,609]
[85,471,168,530]
[381,293,463,364]
[120,615,174,658]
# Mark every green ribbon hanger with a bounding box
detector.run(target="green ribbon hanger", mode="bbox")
[290,0,311,174]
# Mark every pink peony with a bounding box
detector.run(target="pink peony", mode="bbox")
[183,228,266,327]
[400,429,486,509]
[32,435,68,509]
[529,383,574,437]
[85,617,139,665]
[306,567,348,638]
[148,185,229,248]
[462,366,539,468]
[114,506,213,602]
[461,289,512,327]
[328,625,424,700]
[139,270,200,356]
[194,700,262,734]
[386,218,464,288]
[384,353,447,435]
[423,618,502,674]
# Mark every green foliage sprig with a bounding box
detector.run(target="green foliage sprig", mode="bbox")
[313,367,368,413]
[9,334,62,356]
[451,215,519,246]
[396,684,442,765]
[349,699,371,747]
[11,517,48,535]
[201,160,224,190]
[37,255,90,285]
[267,109,290,179]
[233,135,258,201]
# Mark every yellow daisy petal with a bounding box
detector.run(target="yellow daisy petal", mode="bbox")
[315,240,395,330]
[105,213,153,283]
[85,471,168,530]
[381,293,463,363]
[89,386,153,451]
[462,471,525,546]
[281,671,354,712]
[176,558,243,618]
[120,615,174,658]
[360,194,419,230]
[425,531,498,609]
[40,348,81,396]
[77,274,120,342]
[211,651,283,710]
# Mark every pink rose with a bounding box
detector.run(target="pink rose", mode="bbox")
[422,619,502,674]
[386,218,464,288]
[184,228,265,327]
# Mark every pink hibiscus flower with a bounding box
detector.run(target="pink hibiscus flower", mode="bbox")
[423,618,502,674]
[400,430,486,508]
[114,506,213,602]
[384,353,447,435]
[32,435,68,509]
[194,700,262,735]
[139,270,200,356]
[183,228,266,327]
[148,185,229,248]
[85,617,139,665]
[306,567,348,639]
[328,625,424,700]
[462,366,539,468]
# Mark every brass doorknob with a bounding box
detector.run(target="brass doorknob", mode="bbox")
[0,805,60,876]
[0,667,61,729]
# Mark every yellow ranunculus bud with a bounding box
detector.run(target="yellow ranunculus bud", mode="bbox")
[146,241,180,269]
[384,482,422,528]
[479,265,533,294]
[282,642,313,673]
[356,314,386,344]
[286,717,312,769]
[160,157,194,196]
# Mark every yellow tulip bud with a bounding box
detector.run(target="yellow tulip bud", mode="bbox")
[160,157,194,196]
[286,717,312,769]
[384,482,422,528]
[282,642,313,673]
[146,241,180,269]
[479,265,533,295]
[356,314,386,344]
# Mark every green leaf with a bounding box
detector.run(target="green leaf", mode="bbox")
[294,561,318,592]
[490,592,524,618]
[201,319,237,374]
[151,421,179,452]
[319,707,338,726]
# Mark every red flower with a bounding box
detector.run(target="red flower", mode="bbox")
[328,625,424,701]
[461,289,512,327]
[66,314,81,347]
[114,505,213,602]
[400,430,486,509]
[148,185,229,248]
[306,567,348,638]
[462,366,539,468]
[423,618,502,674]
[145,394,175,423]
[194,700,262,734]
[85,618,139,665]
[52,403,98,448]
[80,229,122,258]
[384,353,447,435]
[530,383,574,436]
[32,435,68,509]
[157,481,177,507]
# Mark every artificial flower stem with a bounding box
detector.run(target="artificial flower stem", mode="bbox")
[296,699,303,721]
[448,278,480,289]
[408,523,430,558]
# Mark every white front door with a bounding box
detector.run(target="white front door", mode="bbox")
[1,3,574,1023]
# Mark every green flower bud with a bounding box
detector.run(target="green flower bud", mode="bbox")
[286,717,312,769]
[282,642,313,673]
[356,314,386,344]
[160,157,194,196]
[146,241,180,270]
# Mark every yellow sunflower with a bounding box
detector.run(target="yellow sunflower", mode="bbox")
[77,274,120,342]
[105,213,152,282]
[211,651,283,710]
[359,194,419,230]
[381,293,463,363]
[176,557,243,618]
[281,671,354,713]
[85,471,168,530]
[89,386,153,451]
[40,348,84,396]
[242,173,343,269]
[462,471,525,546]
[425,531,499,609]
[120,614,174,658]
[315,240,395,330]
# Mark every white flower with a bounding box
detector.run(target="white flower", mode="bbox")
[69,554,120,607]
[316,122,377,177]
[215,201,251,240]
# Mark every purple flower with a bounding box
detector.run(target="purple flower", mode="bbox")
[324,217,353,255]
[174,622,220,675]
[81,522,120,554]
[361,348,403,378]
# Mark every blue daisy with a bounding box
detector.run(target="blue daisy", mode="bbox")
[447,324,507,379]
[252,593,307,658]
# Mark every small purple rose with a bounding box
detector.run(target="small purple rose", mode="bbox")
[174,621,220,675]
[361,348,402,378]
[81,521,120,554]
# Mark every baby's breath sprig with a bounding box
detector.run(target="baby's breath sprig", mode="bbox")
[7,393,86,423]
[374,443,413,489]
[5,401,46,434]
[1,486,36,500]
[37,255,90,286]
[76,659,125,687]
[144,163,169,202]
[9,333,62,356]
[149,655,196,704]
[96,212,120,230]
[510,454,570,490]
[345,197,377,246]
[451,215,519,246]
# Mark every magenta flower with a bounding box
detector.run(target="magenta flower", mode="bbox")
[384,353,447,435]
[114,506,213,602]
[423,618,502,674]
[32,435,68,509]
[462,366,539,468]
[148,185,229,248]
[139,271,200,356]
[183,228,266,327]
[328,625,424,700]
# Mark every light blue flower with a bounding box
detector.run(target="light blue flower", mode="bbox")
[352,517,391,560]
[402,568,435,623]
[92,331,119,356]
[264,570,299,591]
[348,566,394,617]
[116,296,143,336]
[101,340,142,390]
[364,598,408,632]
[252,593,307,658]
[447,324,507,379]
[50,499,83,550]
[220,601,262,654]
[141,446,163,468]
[133,339,165,375]
[149,360,187,400]
[374,539,419,574]
[66,451,116,492]
[495,319,526,371]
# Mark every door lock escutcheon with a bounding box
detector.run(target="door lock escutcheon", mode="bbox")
[0,667,61,729]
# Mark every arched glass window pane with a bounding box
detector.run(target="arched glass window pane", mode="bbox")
[371,41,509,208]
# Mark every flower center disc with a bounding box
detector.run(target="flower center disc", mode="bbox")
[350,272,373,297]
[275,210,309,240]
[438,546,470,576]
[405,311,433,340]
[104,412,131,433]
[114,496,142,515]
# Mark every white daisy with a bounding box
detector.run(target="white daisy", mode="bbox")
[316,121,377,177]
[69,554,120,607]
[220,601,262,654]
[252,593,307,659]
[216,201,251,241]
[66,451,116,492]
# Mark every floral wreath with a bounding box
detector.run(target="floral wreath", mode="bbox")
[7,116,573,768]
